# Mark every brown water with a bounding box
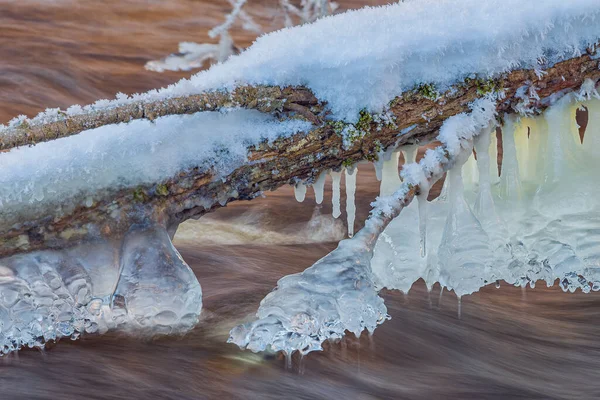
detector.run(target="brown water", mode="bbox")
[2,1,600,399]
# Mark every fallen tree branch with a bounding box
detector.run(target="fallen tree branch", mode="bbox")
[1,54,599,258]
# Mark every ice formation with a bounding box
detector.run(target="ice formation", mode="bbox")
[231,89,600,357]
[371,92,600,298]
[330,170,342,219]
[230,97,498,355]
[0,108,309,354]
[4,0,599,135]
[0,224,202,354]
[312,171,327,205]
[1,0,599,359]
[379,150,401,196]
[344,167,357,237]
[294,182,307,202]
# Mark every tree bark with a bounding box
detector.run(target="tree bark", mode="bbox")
[1,54,598,258]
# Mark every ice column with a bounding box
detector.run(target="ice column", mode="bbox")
[114,225,203,333]
[294,182,307,202]
[371,146,422,292]
[462,151,479,189]
[498,115,522,201]
[345,167,357,237]
[330,170,342,218]
[514,119,530,182]
[313,171,327,204]
[380,150,401,196]
[489,128,500,185]
[437,145,492,297]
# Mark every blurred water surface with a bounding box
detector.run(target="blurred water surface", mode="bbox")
[2,1,600,399]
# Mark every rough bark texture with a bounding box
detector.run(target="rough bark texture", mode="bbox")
[1,54,599,258]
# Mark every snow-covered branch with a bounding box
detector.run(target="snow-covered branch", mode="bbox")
[1,0,599,258]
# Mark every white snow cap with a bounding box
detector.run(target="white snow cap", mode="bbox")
[3,0,599,132]
[156,0,600,120]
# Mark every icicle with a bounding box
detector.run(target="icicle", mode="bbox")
[525,115,548,184]
[345,167,357,238]
[542,95,580,183]
[401,144,430,257]
[373,152,384,181]
[402,145,418,165]
[294,182,307,202]
[330,170,342,218]
[583,98,600,156]
[489,128,500,185]
[417,187,429,258]
[313,171,327,204]
[380,150,401,196]
[462,151,479,190]
[474,127,493,199]
[474,125,507,249]
[514,119,530,182]
[437,144,491,297]
[498,115,522,201]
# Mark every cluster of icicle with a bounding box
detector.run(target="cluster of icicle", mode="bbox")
[0,225,202,355]
[373,89,600,298]
[228,96,498,356]
[231,86,600,357]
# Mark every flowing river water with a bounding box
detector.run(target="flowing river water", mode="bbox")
[2,1,600,399]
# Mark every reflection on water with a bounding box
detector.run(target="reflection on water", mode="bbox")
[2,1,600,399]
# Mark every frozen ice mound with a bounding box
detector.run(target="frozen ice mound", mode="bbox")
[228,237,389,356]
[0,224,202,354]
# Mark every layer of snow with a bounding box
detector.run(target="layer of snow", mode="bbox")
[0,109,310,228]
[3,0,599,134]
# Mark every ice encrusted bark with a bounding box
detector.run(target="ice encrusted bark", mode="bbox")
[0,224,202,354]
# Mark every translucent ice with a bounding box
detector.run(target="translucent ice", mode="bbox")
[345,167,357,238]
[0,224,202,354]
[294,182,307,202]
[230,98,498,356]
[312,171,327,204]
[330,170,342,219]
[380,150,401,197]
